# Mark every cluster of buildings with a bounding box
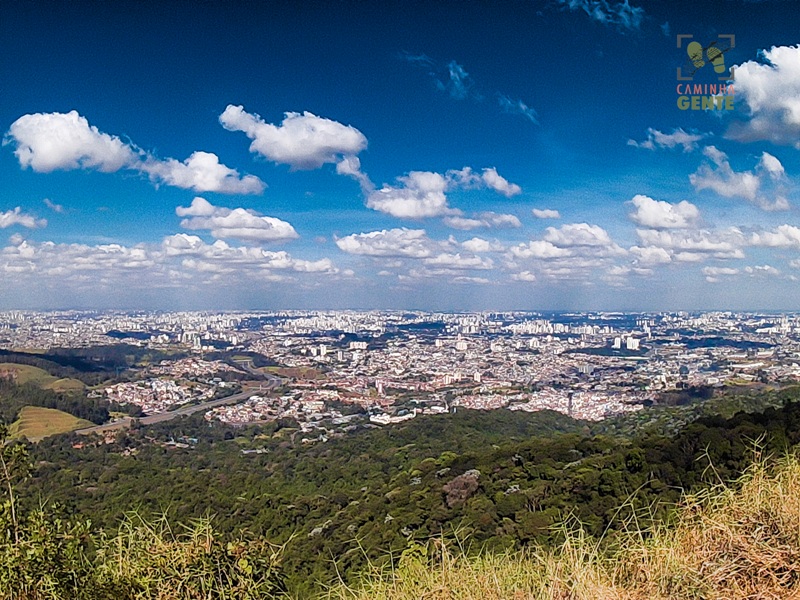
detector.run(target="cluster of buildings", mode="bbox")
[101,379,214,414]
[146,357,244,379]
[4,311,800,434]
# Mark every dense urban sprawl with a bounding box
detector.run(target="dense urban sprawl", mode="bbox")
[2,310,799,439]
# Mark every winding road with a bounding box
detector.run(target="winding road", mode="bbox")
[76,377,282,436]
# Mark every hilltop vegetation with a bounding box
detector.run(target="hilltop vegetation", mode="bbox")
[11,382,799,596]
[330,454,800,600]
[3,358,800,596]
[4,416,800,598]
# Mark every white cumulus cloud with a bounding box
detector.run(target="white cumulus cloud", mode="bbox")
[335,228,442,258]
[627,195,700,229]
[543,223,618,248]
[443,211,521,230]
[627,127,707,152]
[690,146,789,211]
[512,271,537,282]
[532,208,560,219]
[366,166,522,220]
[630,245,672,265]
[423,253,493,270]
[726,45,800,148]
[749,225,800,248]
[480,167,522,197]
[219,105,367,170]
[367,171,453,219]
[0,207,47,229]
[4,110,264,194]
[140,151,265,194]
[636,228,746,261]
[510,240,572,259]
[461,237,505,253]
[175,197,298,243]
[4,110,138,173]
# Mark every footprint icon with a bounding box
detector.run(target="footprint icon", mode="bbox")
[687,41,705,69]
[706,45,725,74]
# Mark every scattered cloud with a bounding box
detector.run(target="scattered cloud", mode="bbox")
[439,60,477,100]
[401,54,537,124]
[219,105,367,170]
[506,222,629,283]
[366,167,522,219]
[511,270,537,282]
[4,110,137,173]
[627,195,701,229]
[690,146,790,211]
[43,199,64,213]
[630,245,672,265]
[635,227,746,261]
[749,224,800,248]
[335,155,373,193]
[451,276,491,284]
[726,45,800,148]
[480,167,522,197]
[335,228,443,258]
[334,229,495,281]
[0,207,47,229]
[532,208,560,219]
[703,267,739,277]
[443,212,521,230]
[367,171,453,219]
[461,237,505,253]
[700,263,781,284]
[628,127,708,152]
[140,151,265,195]
[745,264,780,276]
[175,197,298,243]
[702,266,739,283]
[4,110,264,194]
[553,0,645,30]
[162,234,335,274]
[422,253,493,270]
[510,240,572,259]
[400,53,479,101]
[543,223,621,251]
[497,95,538,124]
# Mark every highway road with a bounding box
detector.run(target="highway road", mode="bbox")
[76,377,282,436]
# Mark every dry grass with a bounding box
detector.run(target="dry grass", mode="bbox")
[618,453,800,599]
[97,514,286,599]
[326,454,800,600]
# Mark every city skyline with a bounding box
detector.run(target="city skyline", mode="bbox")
[2,0,800,310]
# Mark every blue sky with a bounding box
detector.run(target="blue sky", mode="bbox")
[2,0,800,310]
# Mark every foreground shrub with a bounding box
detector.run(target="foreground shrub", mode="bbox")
[98,514,286,599]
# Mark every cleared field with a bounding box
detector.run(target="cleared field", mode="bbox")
[9,406,94,441]
[45,377,86,392]
[0,362,85,392]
